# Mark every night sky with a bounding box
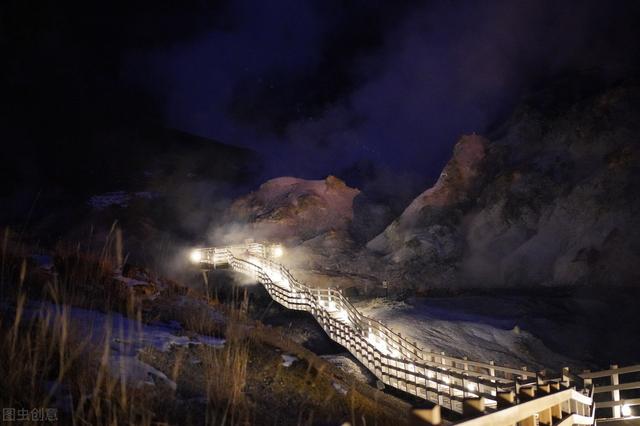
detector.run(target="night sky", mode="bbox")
[3,0,640,189]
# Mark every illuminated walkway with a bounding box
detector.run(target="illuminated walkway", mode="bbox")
[191,241,639,425]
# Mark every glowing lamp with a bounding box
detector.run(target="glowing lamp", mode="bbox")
[273,246,284,258]
[190,249,202,263]
[622,404,632,417]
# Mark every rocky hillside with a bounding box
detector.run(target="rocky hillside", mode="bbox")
[227,176,360,242]
[368,83,640,290]
[0,125,261,277]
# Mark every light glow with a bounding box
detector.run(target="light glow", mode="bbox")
[190,249,202,263]
[622,404,632,417]
[367,332,400,357]
[368,332,388,354]
[335,308,350,323]
[273,246,284,258]
[258,259,291,289]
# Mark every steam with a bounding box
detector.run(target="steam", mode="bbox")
[127,0,640,188]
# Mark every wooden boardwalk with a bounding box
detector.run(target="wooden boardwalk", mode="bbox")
[192,241,640,425]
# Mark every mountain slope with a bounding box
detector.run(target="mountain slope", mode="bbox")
[227,175,360,242]
[368,83,640,290]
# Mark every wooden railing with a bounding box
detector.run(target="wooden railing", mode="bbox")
[580,364,640,420]
[195,242,639,425]
[195,243,538,414]
[412,366,640,425]
[412,384,595,426]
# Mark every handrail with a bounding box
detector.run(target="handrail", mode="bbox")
[198,242,640,425]
[454,388,594,426]
[580,364,640,420]
[579,364,640,379]
[597,398,640,409]
[593,381,640,393]
[237,250,533,375]
[194,243,548,414]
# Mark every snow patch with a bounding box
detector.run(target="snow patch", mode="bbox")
[281,354,298,367]
[332,381,348,395]
[191,335,226,348]
[27,302,225,388]
[355,296,580,371]
[110,354,176,390]
[31,254,54,271]
[115,275,151,288]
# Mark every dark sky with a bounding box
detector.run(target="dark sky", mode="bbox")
[3,0,640,189]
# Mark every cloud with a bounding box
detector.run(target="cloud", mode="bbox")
[280,0,640,180]
[124,0,329,149]
[126,0,640,186]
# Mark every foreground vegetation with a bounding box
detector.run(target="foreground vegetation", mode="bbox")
[0,227,409,425]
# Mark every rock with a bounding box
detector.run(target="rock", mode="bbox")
[368,134,488,255]
[400,133,488,220]
[366,84,640,290]
[227,175,360,241]
[363,135,488,289]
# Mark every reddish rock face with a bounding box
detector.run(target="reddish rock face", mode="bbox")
[366,85,640,290]
[399,134,488,227]
[228,175,360,241]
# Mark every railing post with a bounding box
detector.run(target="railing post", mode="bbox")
[518,386,537,426]
[537,384,552,426]
[550,382,562,421]
[201,270,209,300]
[496,391,515,409]
[561,367,571,388]
[610,364,621,418]
[519,386,535,402]
[582,369,592,388]
[463,397,485,418]
[411,406,441,426]
[570,397,578,416]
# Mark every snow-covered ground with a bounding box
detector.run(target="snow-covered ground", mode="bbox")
[28,302,225,389]
[355,296,585,372]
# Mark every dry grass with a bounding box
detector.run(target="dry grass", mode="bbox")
[245,323,410,426]
[0,226,410,425]
[0,226,160,425]
[0,297,162,425]
[202,327,251,424]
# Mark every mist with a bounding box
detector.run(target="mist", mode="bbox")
[125,0,640,192]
